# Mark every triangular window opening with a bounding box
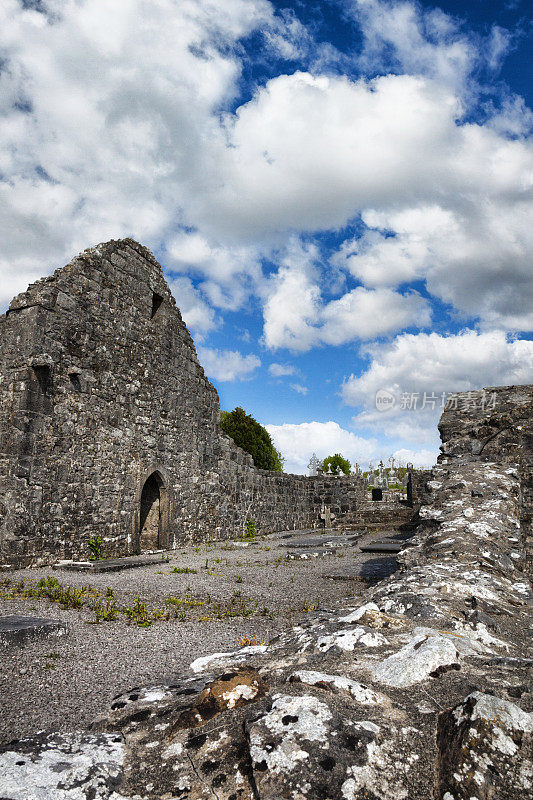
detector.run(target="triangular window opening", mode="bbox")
[151,292,163,318]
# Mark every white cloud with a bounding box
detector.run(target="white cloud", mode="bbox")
[167,276,218,339]
[204,71,464,237]
[349,0,477,90]
[319,287,431,344]
[1,0,532,482]
[196,346,261,382]
[261,239,321,352]
[166,232,263,310]
[342,329,533,442]
[0,0,273,305]
[1,0,531,342]
[263,267,431,352]
[265,420,378,474]
[392,448,436,469]
[290,383,308,395]
[215,68,533,332]
[333,198,533,330]
[269,363,297,377]
[262,241,431,350]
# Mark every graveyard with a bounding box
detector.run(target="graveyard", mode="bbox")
[0,526,412,746]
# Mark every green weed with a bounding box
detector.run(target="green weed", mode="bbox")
[88,535,104,561]
[170,566,197,574]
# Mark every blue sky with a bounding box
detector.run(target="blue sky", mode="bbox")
[1,0,532,472]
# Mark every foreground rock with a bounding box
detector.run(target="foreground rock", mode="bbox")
[1,386,531,799]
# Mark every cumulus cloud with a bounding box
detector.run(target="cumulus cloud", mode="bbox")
[342,329,533,443]
[167,276,218,339]
[348,0,478,89]
[1,0,531,343]
[265,420,378,474]
[0,0,274,305]
[392,448,436,469]
[1,0,531,475]
[196,346,261,382]
[166,232,263,310]
[333,197,533,330]
[319,287,431,344]
[213,67,533,332]
[261,239,431,351]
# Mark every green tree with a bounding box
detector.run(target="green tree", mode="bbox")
[321,453,351,475]
[220,407,284,471]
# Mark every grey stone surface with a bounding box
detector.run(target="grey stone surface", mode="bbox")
[54,555,166,573]
[0,615,68,646]
[0,731,124,800]
[360,541,405,553]
[324,557,399,582]
[285,534,359,549]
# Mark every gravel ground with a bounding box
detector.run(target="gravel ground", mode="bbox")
[0,528,396,745]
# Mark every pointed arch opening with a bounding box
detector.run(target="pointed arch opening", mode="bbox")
[139,471,168,552]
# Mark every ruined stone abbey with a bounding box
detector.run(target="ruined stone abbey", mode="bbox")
[0,238,400,567]
[1,238,532,799]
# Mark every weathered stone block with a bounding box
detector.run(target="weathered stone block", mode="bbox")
[0,615,68,646]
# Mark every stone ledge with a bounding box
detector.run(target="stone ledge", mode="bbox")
[0,616,68,647]
[52,553,167,573]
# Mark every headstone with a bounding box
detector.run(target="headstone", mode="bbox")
[308,453,319,477]
[319,504,335,527]
[376,460,389,489]
[55,554,165,573]
[406,472,413,505]
[372,488,383,502]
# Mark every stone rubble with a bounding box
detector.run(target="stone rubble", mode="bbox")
[0,385,531,799]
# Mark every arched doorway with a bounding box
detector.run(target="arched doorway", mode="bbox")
[139,472,164,551]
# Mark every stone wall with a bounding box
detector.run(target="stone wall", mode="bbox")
[0,239,374,567]
[438,384,533,573]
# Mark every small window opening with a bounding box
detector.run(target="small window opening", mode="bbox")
[151,292,163,318]
[69,372,82,392]
[33,365,52,395]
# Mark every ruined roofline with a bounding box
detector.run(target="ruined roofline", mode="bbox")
[7,238,166,313]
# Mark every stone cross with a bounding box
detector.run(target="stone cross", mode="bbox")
[377,460,389,489]
[308,453,319,477]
